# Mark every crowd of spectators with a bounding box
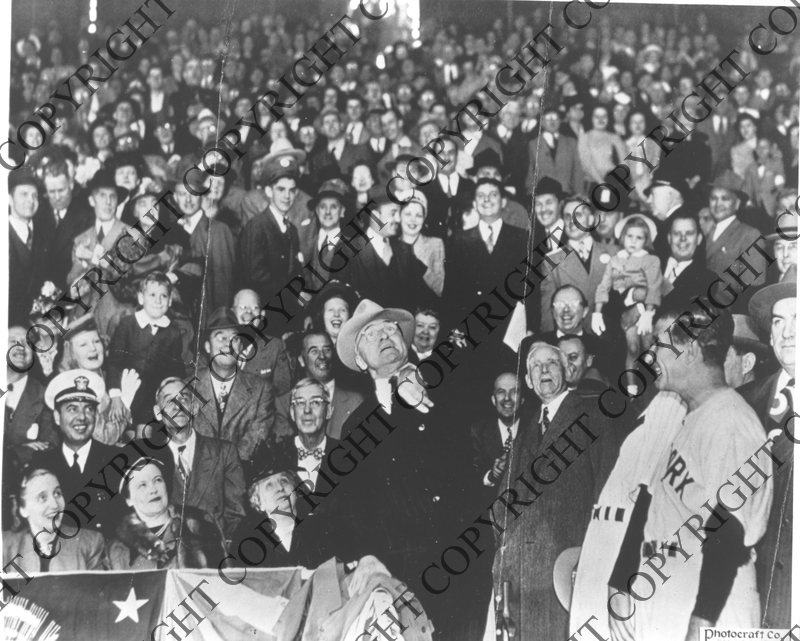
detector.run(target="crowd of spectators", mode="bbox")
[4,4,799,640]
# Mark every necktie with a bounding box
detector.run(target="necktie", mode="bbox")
[54,210,62,227]
[218,384,229,414]
[97,226,105,245]
[541,407,551,435]
[442,176,451,197]
[577,241,589,263]
[381,239,393,265]
[485,227,495,254]
[177,445,188,477]
[669,263,679,284]
[502,425,514,454]
[298,447,324,460]
[72,452,81,473]
[5,383,13,423]
[26,223,33,251]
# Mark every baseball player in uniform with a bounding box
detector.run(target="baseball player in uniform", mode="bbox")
[607,306,773,641]
[569,391,687,639]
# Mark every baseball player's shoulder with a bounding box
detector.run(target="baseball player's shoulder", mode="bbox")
[692,388,766,449]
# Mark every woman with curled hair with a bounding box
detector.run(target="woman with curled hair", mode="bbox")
[399,192,445,297]
[2,467,105,572]
[730,113,760,180]
[105,457,225,570]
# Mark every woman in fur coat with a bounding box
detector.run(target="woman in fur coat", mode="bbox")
[105,457,224,570]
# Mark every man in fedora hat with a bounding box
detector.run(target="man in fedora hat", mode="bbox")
[189,307,273,465]
[340,187,433,313]
[329,299,472,638]
[705,169,769,295]
[300,178,350,277]
[745,274,796,628]
[67,166,130,285]
[8,167,55,325]
[309,106,371,183]
[764,214,797,284]
[31,370,121,539]
[526,102,584,196]
[645,162,691,262]
[240,147,304,303]
[723,314,769,389]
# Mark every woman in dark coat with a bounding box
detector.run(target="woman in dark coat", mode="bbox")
[105,457,224,570]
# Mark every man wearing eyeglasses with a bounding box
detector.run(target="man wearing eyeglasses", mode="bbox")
[489,341,619,641]
[325,299,475,640]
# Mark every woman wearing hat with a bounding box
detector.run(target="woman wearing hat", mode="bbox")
[398,191,445,297]
[105,457,225,570]
[3,467,105,572]
[578,104,629,190]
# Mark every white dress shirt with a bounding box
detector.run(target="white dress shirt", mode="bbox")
[6,375,28,412]
[375,378,393,414]
[95,219,115,239]
[539,389,570,432]
[438,172,460,196]
[179,211,204,235]
[327,137,346,161]
[270,207,288,234]
[711,215,736,242]
[664,257,693,283]
[478,219,503,246]
[295,435,327,489]
[369,234,393,265]
[62,440,93,473]
[412,345,433,361]
[135,308,171,333]
[168,430,197,477]
[483,418,521,486]
[10,216,32,244]
[347,121,364,145]
[318,227,341,251]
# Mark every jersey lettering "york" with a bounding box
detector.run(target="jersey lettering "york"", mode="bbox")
[661,448,695,498]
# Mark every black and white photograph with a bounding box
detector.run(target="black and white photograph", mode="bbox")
[0,0,798,639]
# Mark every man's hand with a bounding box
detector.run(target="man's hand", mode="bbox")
[592,312,606,335]
[685,615,712,641]
[608,588,635,641]
[395,363,434,413]
[22,441,50,451]
[489,453,509,484]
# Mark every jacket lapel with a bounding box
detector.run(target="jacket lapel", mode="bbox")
[195,371,219,430]
[188,436,214,503]
[224,374,250,419]
[707,219,739,258]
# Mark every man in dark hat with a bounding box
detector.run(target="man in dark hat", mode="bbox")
[149,376,246,541]
[301,179,350,277]
[8,167,54,325]
[645,163,691,262]
[723,314,769,390]
[30,370,120,539]
[745,274,796,628]
[240,148,304,303]
[705,170,768,295]
[66,167,129,285]
[188,307,273,465]
[340,186,433,313]
[467,148,529,231]
[527,103,584,196]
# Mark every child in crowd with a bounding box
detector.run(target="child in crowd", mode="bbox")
[592,214,663,393]
[106,271,185,428]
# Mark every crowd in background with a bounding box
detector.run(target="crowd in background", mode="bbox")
[4,4,799,640]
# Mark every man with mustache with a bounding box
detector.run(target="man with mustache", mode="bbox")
[31,370,120,539]
[269,331,363,441]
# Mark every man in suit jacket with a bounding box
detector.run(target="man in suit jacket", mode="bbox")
[298,179,350,279]
[344,94,371,146]
[9,168,55,326]
[420,137,471,238]
[189,308,273,463]
[658,213,717,310]
[309,107,371,183]
[376,108,423,181]
[39,158,93,286]
[695,100,737,179]
[30,370,120,540]
[240,150,304,304]
[539,197,617,333]
[705,172,769,304]
[152,377,246,541]
[530,177,570,253]
[493,98,530,198]
[341,188,434,313]
[233,289,293,396]
[645,166,690,263]
[6,327,58,463]
[471,372,526,504]
[492,341,619,641]
[745,276,796,628]
[527,105,584,196]
[66,167,130,286]
[272,331,363,441]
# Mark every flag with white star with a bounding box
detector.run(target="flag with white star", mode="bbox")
[1,571,165,641]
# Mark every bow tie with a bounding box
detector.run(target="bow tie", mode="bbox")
[298,447,324,460]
